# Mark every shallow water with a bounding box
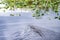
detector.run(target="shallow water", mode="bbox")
[0,16,60,40]
[0,9,60,40]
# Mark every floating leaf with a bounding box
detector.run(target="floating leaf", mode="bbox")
[55,17,58,19]
[10,14,14,16]
[41,13,44,16]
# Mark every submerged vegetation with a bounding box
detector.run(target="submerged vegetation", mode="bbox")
[0,0,60,19]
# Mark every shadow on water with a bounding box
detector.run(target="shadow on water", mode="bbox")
[29,25,44,37]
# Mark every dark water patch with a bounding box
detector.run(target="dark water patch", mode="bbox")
[29,25,43,37]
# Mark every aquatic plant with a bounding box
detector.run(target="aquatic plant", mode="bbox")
[0,0,60,19]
